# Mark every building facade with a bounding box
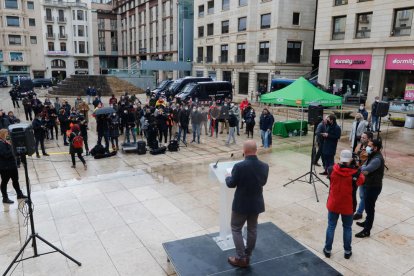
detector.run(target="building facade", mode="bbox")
[41,0,95,81]
[0,0,46,83]
[316,0,414,111]
[192,0,316,95]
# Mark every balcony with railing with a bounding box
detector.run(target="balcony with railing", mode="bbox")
[57,17,67,23]
[258,54,269,63]
[205,56,213,63]
[235,55,245,63]
[219,55,228,63]
[45,16,54,23]
[44,0,87,8]
[58,33,68,40]
[46,33,55,39]
[197,56,203,63]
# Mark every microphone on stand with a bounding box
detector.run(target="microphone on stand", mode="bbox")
[213,153,234,169]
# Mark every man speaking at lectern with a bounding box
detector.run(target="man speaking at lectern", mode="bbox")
[225,140,269,267]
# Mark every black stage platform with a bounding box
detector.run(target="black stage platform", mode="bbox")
[163,222,341,276]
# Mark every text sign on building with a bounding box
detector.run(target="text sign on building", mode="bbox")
[329,55,372,70]
[385,54,414,70]
[405,84,414,101]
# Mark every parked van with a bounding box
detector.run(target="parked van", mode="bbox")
[167,77,212,98]
[151,80,173,97]
[175,81,233,103]
[0,77,8,87]
[33,78,54,88]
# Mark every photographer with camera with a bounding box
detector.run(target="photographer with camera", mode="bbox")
[323,150,365,260]
[0,129,27,204]
[353,131,374,220]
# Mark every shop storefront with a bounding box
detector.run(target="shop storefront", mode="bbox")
[384,54,414,112]
[328,54,372,104]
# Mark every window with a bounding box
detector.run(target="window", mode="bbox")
[58,10,65,22]
[258,41,269,62]
[51,59,66,68]
[392,8,413,36]
[236,43,246,62]
[74,41,77,53]
[8,35,21,45]
[47,25,53,36]
[198,5,204,17]
[111,31,118,51]
[29,18,35,26]
[198,26,204,37]
[5,0,18,9]
[239,0,247,6]
[207,0,214,14]
[10,52,23,62]
[197,47,203,63]
[222,0,229,10]
[30,36,37,44]
[221,20,229,34]
[79,41,86,53]
[355,12,372,38]
[27,1,34,9]
[332,16,346,40]
[78,25,85,36]
[358,0,372,2]
[48,42,55,51]
[60,42,66,51]
[334,0,347,6]
[111,19,117,29]
[6,16,20,27]
[207,23,214,36]
[238,17,247,31]
[46,9,52,20]
[292,12,300,25]
[206,46,213,63]
[286,41,301,63]
[261,14,271,29]
[99,31,106,51]
[77,10,84,20]
[220,44,228,63]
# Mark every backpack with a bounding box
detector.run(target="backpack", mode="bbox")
[72,135,84,149]
[168,140,179,152]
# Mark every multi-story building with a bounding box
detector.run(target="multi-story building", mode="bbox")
[193,0,316,95]
[0,0,46,83]
[112,0,193,81]
[316,0,414,110]
[41,0,95,81]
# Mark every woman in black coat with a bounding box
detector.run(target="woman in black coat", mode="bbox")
[68,124,87,170]
[109,113,120,150]
[0,129,27,204]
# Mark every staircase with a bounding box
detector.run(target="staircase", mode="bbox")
[49,75,144,96]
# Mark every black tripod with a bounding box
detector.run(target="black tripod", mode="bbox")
[283,124,328,202]
[3,149,81,276]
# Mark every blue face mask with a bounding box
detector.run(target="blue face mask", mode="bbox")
[366,146,372,155]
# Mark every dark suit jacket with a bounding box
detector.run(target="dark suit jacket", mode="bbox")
[322,123,341,156]
[225,156,269,215]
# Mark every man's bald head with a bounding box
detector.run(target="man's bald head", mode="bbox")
[243,140,257,157]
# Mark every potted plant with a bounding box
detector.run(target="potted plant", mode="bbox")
[389,116,405,127]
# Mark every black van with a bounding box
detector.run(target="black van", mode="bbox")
[151,80,173,97]
[0,77,8,87]
[167,77,212,98]
[33,78,53,88]
[176,81,233,103]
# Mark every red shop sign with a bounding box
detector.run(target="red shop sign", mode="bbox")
[329,55,372,70]
[385,54,414,70]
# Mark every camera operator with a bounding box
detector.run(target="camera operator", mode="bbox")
[0,129,28,204]
[355,139,384,238]
[323,150,365,260]
[353,131,374,220]
[32,113,49,158]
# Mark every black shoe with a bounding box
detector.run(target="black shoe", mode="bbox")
[353,213,363,220]
[17,194,28,199]
[43,153,50,156]
[64,143,69,146]
[344,252,352,259]
[323,248,331,258]
[356,221,365,228]
[313,162,321,167]
[36,154,40,158]
[3,198,14,204]
[319,172,328,176]
[237,133,240,136]
[355,231,370,238]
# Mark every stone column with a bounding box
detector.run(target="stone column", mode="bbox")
[317,50,329,87]
[366,48,386,107]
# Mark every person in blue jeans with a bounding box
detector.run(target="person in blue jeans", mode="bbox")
[320,114,341,175]
[370,96,380,132]
[324,150,365,259]
[259,108,274,148]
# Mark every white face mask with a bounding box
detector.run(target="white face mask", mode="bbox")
[359,106,364,110]
[366,146,373,154]
[124,110,128,114]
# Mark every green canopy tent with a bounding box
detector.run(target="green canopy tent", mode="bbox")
[260,77,343,140]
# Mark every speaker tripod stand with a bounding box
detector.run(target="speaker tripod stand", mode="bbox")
[3,149,81,276]
[283,124,328,202]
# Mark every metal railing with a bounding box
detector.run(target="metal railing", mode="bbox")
[58,33,68,39]
[196,56,203,63]
[45,16,54,22]
[46,33,55,39]
[57,17,67,23]
[205,56,213,63]
[219,55,228,63]
[258,54,269,63]
[235,55,245,63]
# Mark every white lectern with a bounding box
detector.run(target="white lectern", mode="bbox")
[209,160,242,251]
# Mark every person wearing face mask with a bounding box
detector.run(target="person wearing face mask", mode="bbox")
[178,105,191,145]
[109,112,120,150]
[353,131,374,221]
[190,106,202,144]
[32,113,50,158]
[209,102,220,138]
[259,108,274,149]
[157,108,169,144]
[320,114,341,175]
[370,96,380,132]
[357,103,368,121]
[313,116,328,167]
[355,139,384,238]
[323,150,365,260]
[230,102,241,136]
[124,108,137,144]
[200,106,209,136]
[349,113,368,152]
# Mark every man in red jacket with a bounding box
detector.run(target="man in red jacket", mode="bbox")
[323,150,365,260]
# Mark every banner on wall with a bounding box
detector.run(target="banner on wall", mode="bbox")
[404,83,414,101]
